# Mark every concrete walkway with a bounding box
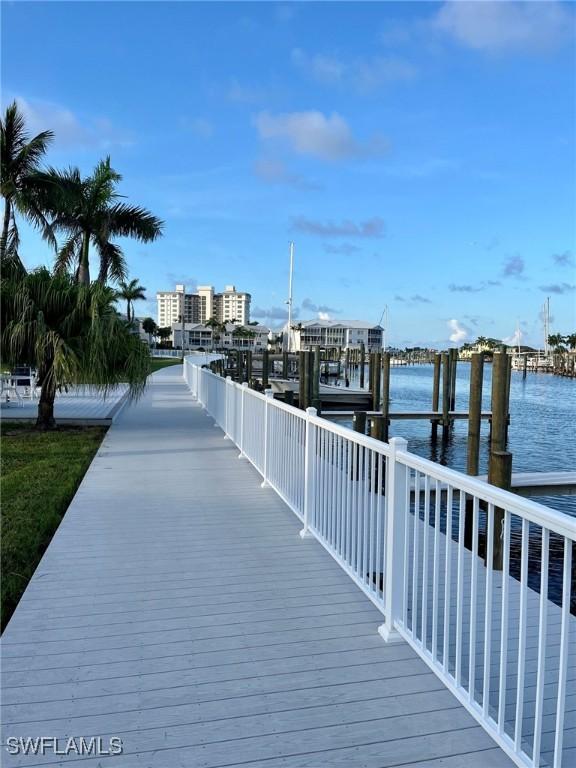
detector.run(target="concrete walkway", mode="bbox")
[1,366,514,767]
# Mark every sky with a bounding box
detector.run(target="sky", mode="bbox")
[2,0,575,348]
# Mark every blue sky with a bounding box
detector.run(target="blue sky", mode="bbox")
[2,1,575,347]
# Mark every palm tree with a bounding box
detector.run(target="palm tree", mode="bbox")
[41,157,163,285]
[117,278,146,322]
[1,267,149,429]
[155,326,172,347]
[0,101,55,272]
[205,316,225,349]
[142,317,157,345]
[548,333,565,351]
[565,333,576,351]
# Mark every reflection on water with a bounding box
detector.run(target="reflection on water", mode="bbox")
[343,363,575,517]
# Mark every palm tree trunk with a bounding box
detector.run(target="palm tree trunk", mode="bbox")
[35,371,57,431]
[127,300,131,322]
[0,198,11,260]
[77,231,90,285]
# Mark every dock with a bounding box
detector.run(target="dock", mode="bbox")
[1,366,519,768]
[0,385,129,426]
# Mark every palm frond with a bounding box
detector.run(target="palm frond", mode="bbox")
[95,239,127,284]
[107,202,164,242]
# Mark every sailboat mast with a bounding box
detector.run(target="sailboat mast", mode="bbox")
[286,242,294,352]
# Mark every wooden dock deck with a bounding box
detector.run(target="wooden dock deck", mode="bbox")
[1,367,517,767]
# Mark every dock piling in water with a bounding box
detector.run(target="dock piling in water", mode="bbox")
[431,353,441,440]
[487,450,512,571]
[441,352,450,439]
[467,353,484,476]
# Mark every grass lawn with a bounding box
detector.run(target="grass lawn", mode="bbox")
[1,423,107,631]
[149,357,182,373]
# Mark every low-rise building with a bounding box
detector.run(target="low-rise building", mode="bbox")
[172,323,269,351]
[288,320,384,352]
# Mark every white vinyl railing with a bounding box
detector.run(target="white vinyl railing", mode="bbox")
[184,359,575,768]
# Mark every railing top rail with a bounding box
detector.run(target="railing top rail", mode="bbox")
[309,412,391,456]
[397,448,576,540]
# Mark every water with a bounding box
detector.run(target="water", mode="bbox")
[342,363,575,517]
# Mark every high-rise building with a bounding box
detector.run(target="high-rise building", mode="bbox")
[213,285,251,325]
[156,284,251,327]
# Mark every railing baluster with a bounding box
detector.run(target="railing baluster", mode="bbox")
[422,475,430,651]
[553,537,572,768]
[443,485,453,674]
[456,491,465,687]
[412,470,421,642]
[469,496,479,701]
[498,509,511,735]
[533,527,549,767]
[432,478,441,659]
[514,518,530,751]
[483,502,494,719]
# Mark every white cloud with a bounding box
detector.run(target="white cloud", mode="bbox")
[318,311,332,321]
[254,157,319,190]
[292,215,385,238]
[433,1,573,53]
[447,318,470,344]
[503,327,523,347]
[13,95,131,149]
[291,49,416,90]
[254,110,387,162]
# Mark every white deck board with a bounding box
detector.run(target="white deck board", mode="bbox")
[1,367,515,767]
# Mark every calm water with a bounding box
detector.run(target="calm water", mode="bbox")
[342,363,575,517]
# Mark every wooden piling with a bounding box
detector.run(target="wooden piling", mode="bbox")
[381,352,390,442]
[466,353,484,476]
[372,352,382,411]
[431,353,441,440]
[359,343,365,388]
[312,346,321,412]
[449,348,457,411]
[441,352,450,439]
[345,348,350,387]
[522,354,527,380]
[370,414,384,441]
[353,411,367,434]
[245,350,252,383]
[284,389,294,406]
[490,352,508,453]
[262,349,269,389]
[282,351,288,379]
[299,351,306,408]
[487,450,512,571]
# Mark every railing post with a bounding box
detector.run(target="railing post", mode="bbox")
[300,407,317,539]
[379,436,408,643]
[238,382,248,459]
[260,389,274,488]
[224,376,232,438]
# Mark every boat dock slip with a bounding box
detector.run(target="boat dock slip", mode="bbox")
[2,364,573,768]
